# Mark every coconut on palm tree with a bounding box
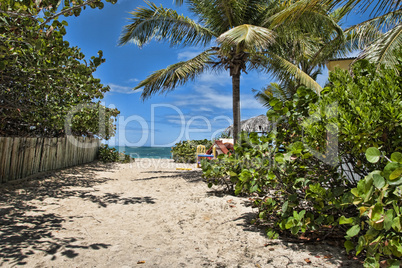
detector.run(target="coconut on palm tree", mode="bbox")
[119,0,345,143]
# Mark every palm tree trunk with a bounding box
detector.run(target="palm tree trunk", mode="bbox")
[232,71,241,145]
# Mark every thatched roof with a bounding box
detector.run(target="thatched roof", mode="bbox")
[225,114,270,136]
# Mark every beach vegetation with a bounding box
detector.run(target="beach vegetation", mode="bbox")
[0,0,119,139]
[201,59,402,267]
[98,144,133,163]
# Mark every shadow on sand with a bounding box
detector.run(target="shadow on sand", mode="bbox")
[0,162,153,266]
[230,212,362,267]
[137,170,204,183]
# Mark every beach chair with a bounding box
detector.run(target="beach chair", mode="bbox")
[196,145,214,168]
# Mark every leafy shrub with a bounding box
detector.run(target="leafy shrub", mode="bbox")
[306,60,402,181]
[201,60,402,267]
[171,139,213,163]
[119,152,133,164]
[201,132,274,194]
[98,144,133,163]
[341,148,402,267]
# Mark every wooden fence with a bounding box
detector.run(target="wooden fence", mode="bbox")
[0,136,100,183]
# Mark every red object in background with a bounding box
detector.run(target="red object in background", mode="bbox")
[206,140,233,156]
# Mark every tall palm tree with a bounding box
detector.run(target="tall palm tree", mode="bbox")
[119,0,344,143]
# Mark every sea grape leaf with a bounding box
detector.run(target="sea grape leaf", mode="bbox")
[282,201,288,213]
[389,168,402,181]
[344,240,355,253]
[339,216,354,225]
[371,203,384,222]
[392,217,401,232]
[365,147,381,163]
[383,163,399,180]
[373,174,385,189]
[384,210,394,231]
[346,225,360,237]
[391,152,402,163]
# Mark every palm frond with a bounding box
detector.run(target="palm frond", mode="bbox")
[253,86,274,108]
[216,24,275,52]
[185,0,234,35]
[267,0,401,24]
[362,23,402,72]
[135,49,219,99]
[266,0,324,28]
[268,54,323,94]
[237,0,273,26]
[119,1,215,47]
[345,9,402,50]
[173,0,184,6]
[254,79,303,109]
[327,0,401,16]
[247,53,322,94]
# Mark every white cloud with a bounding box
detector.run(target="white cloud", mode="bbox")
[198,72,231,86]
[194,107,214,112]
[128,78,140,83]
[177,49,203,61]
[108,83,140,94]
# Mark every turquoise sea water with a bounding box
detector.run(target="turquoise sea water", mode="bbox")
[113,146,172,159]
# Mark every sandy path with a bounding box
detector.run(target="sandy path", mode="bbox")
[0,159,361,267]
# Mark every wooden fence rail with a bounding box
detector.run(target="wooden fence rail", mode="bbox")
[0,136,100,183]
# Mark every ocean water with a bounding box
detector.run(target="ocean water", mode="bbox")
[113,146,172,159]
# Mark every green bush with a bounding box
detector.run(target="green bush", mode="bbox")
[171,139,213,163]
[201,132,274,194]
[342,148,402,267]
[306,59,402,181]
[98,144,133,163]
[201,59,402,267]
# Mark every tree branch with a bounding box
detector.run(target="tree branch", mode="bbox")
[40,0,99,26]
[0,9,36,20]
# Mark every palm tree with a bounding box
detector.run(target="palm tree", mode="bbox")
[269,0,402,72]
[119,0,344,143]
[254,4,352,108]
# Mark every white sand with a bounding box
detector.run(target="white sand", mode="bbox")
[0,159,361,267]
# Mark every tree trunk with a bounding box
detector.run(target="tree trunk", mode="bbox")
[232,70,241,145]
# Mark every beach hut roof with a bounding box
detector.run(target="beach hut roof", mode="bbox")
[225,114,270,136]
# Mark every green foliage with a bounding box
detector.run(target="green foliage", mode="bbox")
[307,60,402,181]
[171,139,213,163]
[0,0,119,138]
[342,147,402,267]
[201,60,402,266]
[98,144,133,163]
[98,144,120,163]
[201,132,274,193]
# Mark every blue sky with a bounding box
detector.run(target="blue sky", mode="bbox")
[63,0,371,147]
